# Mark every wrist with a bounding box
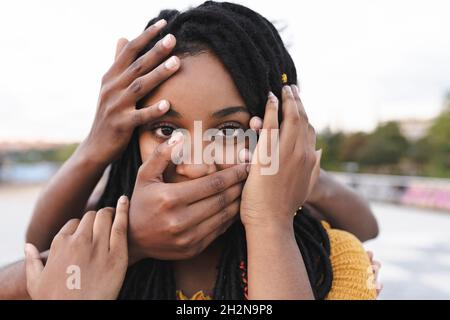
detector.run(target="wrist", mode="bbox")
[76,139,111,169]
[243,215,294,235]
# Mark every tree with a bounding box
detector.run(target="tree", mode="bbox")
[357,121,409,166]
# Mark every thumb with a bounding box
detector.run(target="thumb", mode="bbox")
[137,131,184,183]
[115,38,129,61]
[24,243,44,290]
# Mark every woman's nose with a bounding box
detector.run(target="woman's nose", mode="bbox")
[175,163,218,179]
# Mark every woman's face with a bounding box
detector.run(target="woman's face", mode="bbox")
[138,51,251,183]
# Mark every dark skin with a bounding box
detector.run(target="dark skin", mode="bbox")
[0,22,380,299]
[136,51,251,296]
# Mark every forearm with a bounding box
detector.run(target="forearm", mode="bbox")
[26,142,107,251]
[245,222,314,300]
[0,260,29,300]
[0,251,48,300]
[308,171,378,242]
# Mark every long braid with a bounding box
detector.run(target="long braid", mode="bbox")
[98,1,333,300]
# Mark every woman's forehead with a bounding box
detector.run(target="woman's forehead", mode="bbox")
[141,52,247,119]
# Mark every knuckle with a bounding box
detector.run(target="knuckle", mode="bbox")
[215,192,228,211]
[286,114,300,126]
[166,217,183,235]
[267,102,278,112]
[175,235,193,251]
[71,233,91,246]
[129,58,143,75]
[209,176,226,192]
[158,192,175,209]
[101,72,111,85]
[99,84,113,103]
[112,225,126,238]
[220,207,230,225]
[51,233,66,247]
[128,78,142,94]
[125,40,139,53]
[131,110,143,127]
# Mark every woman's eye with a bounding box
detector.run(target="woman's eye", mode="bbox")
[218,128,240,137]
[154,126,175,139]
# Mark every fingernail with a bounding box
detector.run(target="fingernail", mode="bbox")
[168,131,183,145]
[238,148,251,163]
[154,19,167,28]
[246,164,250,173]
[162,34,174,48]
[158,100,170,111]
[283,85,293,95]
[119,195,128,205]
[293,84,300,93]
[268,91,277,103]
[250,116,263,131]
[165,56,179,70]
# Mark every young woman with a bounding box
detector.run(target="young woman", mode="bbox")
[4,1,381,300]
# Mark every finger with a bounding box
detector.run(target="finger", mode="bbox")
[281,85,301,126]
[291,84,309,122]
[262,92,279,130]
[123,55,180,102]
[127,99,170,128]
[182,183,243,230]
[372,260,381,279]
[195,215,237,255]
[73,211,96,242]
[115,38,129,61]
[57,218,80,237]
[137,131,184,183]
[93,207,115,250]
[376,282,383,295]
[291,84,315,152]
[24,243,44,289]
[366,250,374,262]
[112,19,168,74]
[171,163,248,203]
[249,116,263,133]
[254,92,279,165]
[183,199,240,248]
[119,33,176,87]
[110,195,129,255]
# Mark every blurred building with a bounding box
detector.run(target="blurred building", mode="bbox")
[398,118,433,141]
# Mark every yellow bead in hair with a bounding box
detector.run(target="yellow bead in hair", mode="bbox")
[281,73,288,84]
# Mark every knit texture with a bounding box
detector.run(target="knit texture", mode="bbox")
[322,221,377,300]
[176,221,377,300]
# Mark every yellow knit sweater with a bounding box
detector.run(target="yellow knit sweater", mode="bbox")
[176,221,377,300]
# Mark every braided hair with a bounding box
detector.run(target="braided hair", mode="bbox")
[97,1,333,300]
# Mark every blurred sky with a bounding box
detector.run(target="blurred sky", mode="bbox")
[0,0,449,142]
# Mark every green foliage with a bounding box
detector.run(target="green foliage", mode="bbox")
[318,91,450,177]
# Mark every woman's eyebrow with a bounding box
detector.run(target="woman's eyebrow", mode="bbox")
[212,106,249,118]
[163,108,183,118]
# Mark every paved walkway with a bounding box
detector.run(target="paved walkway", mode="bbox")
[1,185,449,299]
